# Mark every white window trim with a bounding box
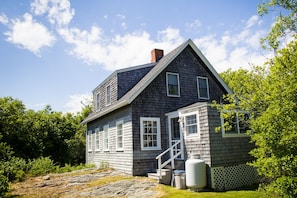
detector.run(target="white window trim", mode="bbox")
[95,128,100,151]
[103,125,109,151]
[106,84,111,106]
[197,76,210,99]
[221,110,249,138]
[116,120,124,151]
[96,93,100,112]
[140,117,161,151]
[87,130,92,152]
[183,111,200,138]
[166,72,180,97]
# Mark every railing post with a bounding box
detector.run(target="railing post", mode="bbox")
[158,157,162,179]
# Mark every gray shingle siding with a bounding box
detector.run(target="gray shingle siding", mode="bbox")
[92,74,118,112]
[117,65,154,99]
[129,47,228,175]
[86,106,134,174]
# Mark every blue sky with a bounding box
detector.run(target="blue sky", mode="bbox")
[0,0,274,113]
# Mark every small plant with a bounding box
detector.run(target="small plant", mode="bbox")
[0,171,9,197]
[100,161,109,169]
[28,157,56,176]
[0,156,28,181]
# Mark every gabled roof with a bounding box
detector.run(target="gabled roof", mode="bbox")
[82,39,233,124]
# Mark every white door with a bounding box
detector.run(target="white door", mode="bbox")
[168,112,184,159]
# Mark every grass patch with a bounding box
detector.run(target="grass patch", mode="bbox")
[156,184,264,198]
[87,175,133,187]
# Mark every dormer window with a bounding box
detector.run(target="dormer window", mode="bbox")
[166,72,180,97]
[197,76,209,99]
[106,85,111,105]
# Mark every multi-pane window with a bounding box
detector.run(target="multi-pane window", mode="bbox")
[197,77,209,99]
[166,73,180,97]
[106,85,111,105]
[95,128,100,151]
[87,130,92,152]
[140,117,161,150]
[116,121,124,150]
[221,110,250,137]
[103,125,109,150]
[96,93,100,111]
[185,113,199,137]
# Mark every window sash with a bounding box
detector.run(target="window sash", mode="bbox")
[95,128,100,151]
[221,110,250,137]
[87,130,92,151]
[116,121,123,150]
[96,93,100,111]
[167,73,180,97]
[106,85,111,105]
[140,117,161,150]
[103,125,109,150]
[197,77,209,99]
[185,114,199,136]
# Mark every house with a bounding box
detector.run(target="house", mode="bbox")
[82,39,257,190]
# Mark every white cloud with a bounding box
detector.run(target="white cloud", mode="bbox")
[246,15,259,29]
[193,18,272,73]
[4,13,55,55]
[64,93,92,113]
[0,14,8,25]
[31,0,75,27]
[186,19,202,33]
[58,26,184,71]
[121,22,127,30]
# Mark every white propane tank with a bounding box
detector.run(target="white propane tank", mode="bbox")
[185,154,206,189]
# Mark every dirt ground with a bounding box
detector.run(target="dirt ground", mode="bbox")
[9,168,162,198]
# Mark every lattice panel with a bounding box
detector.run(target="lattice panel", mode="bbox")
[211,164,258,190]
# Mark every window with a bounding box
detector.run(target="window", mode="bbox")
[95,128,100,151]
[96,93,100,111]
[87,130,92,152]
[140,117,161,150]
[116,120,124,150]
[106,85,111,105]
[184,112,199,137]
[103,125,109,151]
[221,110,250,137]
[197,77,209,99]
[166,73,180,97]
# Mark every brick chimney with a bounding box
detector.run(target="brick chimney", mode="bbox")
[151,49,164,63]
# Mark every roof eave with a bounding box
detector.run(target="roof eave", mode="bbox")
[81,100,129,124]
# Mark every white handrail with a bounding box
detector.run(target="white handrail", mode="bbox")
[156,140,182,179]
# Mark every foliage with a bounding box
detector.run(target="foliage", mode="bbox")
[219,39,297,197]
[249,39,297,197]
[28,157,56,176]
[0,156,28,181]
[0,96,92,165]
[0,171,9,197]
[258,0,297,50]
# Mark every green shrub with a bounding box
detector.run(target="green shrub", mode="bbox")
[259,176,297,197]
[0,156,28,181]
[55,163,95,173]
[28,157,56,176]
[0,172,9,197]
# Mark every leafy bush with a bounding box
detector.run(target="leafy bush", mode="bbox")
[0,172,9,197]
[0,156,28,181]
[55,163,95,173]
[28,157,56,176]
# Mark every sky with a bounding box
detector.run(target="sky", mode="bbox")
[0,0,275,113]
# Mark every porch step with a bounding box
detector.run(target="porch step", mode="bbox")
[147,169,172,185]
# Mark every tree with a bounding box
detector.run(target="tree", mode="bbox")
[258,0,297,50]
[219,40,297,197]
[249,40,297,196]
